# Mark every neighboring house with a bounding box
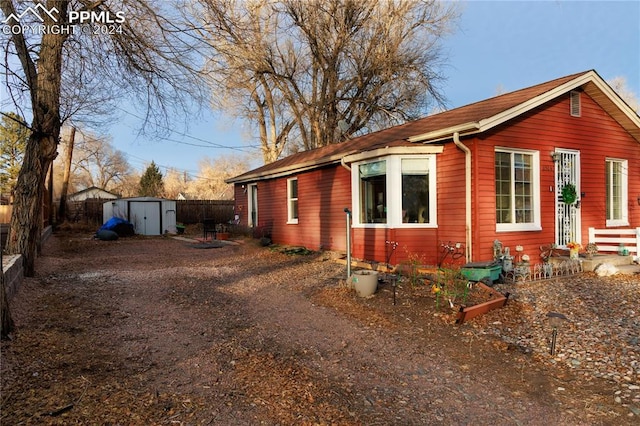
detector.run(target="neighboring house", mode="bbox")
[227,70,640,266]
[66,186,119,202]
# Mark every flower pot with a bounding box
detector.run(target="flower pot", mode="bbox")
[351,270,378,297]
[569,248,579,259]
[217,232,230,240]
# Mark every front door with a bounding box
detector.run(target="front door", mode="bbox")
[555,149,581,247]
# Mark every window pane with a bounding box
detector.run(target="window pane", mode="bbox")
[495,151,534,224]
[402,174,429,223]
[359,160,386,177]
[401,159,429,223]
[607,160,623,221]
[288,179,298,221]
[360,162,386,223]
[495,153,511,224]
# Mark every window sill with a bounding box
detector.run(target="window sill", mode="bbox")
[353,223,437,228]
[606,220,629,227]
[287,220,299,225]
[496,224,542,232]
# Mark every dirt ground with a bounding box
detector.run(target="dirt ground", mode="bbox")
[1,228,639,425]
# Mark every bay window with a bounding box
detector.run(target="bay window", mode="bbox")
[354,155,436,227]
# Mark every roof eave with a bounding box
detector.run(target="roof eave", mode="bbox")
[226,149,361,184]
[408,70,640,144]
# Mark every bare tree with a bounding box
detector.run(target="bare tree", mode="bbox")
[1,0,206,276]
[193,0,458,162]
[608,76,639,114]
[72,132,131,191]
[188,155,250,200]
[163,168,190,199]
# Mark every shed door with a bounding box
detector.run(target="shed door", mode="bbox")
[130,201,162,235]
[555,149,581,247]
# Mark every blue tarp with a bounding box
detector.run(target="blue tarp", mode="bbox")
[98,217,135,236]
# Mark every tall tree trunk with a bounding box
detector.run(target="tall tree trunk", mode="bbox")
[5,0,67,276]
[7,133,58,276]
[58,126,76,222]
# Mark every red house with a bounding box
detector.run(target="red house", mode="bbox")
[227,70,640,267]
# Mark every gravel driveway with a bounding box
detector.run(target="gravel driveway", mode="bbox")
[1,231,638,425]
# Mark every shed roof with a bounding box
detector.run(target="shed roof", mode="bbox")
[228,70,640,184]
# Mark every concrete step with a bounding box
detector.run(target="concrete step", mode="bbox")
[615,264,640,275]
[578,254,633,272]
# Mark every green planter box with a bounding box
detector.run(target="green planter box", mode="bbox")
[461,262,502,282]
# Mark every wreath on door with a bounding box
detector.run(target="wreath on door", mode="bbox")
[561,183,577,204]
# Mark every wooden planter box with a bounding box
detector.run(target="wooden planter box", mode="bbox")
[455,283,510,324]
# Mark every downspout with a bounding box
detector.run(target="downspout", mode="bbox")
[340,156,351,171]
[453,132,472,262]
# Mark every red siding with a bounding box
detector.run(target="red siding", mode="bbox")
[233,185,248,225]
[244,165,352,251]
[472,92,640,264]
[233,90,639,268]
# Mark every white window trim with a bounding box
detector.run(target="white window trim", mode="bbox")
[605,158,629,227]
[351,155,437,228]
[287,177,299,224]
[248,183,258,227]
[495,148,542,232]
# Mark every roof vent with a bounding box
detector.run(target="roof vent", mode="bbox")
[570,90,581,117]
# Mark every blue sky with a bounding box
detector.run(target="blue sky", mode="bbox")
[8,1,639,177]
[89,1,640,176]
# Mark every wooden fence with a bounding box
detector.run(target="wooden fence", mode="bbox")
[175,200,235,224]
[0,205,11,223]
[1,199,236,235]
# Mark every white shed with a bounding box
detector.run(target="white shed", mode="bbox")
[103,197,177,235]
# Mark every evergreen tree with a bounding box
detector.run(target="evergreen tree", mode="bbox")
[139,161,164,197]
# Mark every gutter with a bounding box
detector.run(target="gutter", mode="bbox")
[453,132,472,263]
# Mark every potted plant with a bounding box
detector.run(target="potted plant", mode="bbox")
[566,242,581,259]
[216,223,230,240]
[176,223,186,234]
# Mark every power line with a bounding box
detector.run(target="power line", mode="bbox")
[114,106,260,152]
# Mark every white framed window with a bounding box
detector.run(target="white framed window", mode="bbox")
[605,158,628,226]
[352,155,437,227]
[287,177,299,224]
[248,183,258,227]
[495,148,541,232]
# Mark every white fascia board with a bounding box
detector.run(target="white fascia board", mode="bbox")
[341,145,444,164]
[407,122,480,143]
[408,71,640,143]
[588,75,640,128]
